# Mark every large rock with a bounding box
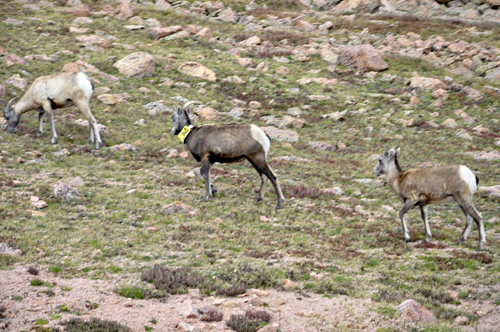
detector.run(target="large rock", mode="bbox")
[193,107,218,120]
[76,35,110,48]
[483,0,500,6]
[261,126,299,142]
[485,67,500,82]
[398,300,436,323]
[155,0,172,11]
[177,300,199,318]
[5,74,28,90]
[482,86,500,97]
[113,52,155,78]
[113,2,135,19]
[148,26,182,40]
[478,185,500,201]
[339,44,388,72]
[217,7,238,23]
[97,93,131,105]
[178,62,216,82]
[320,48,338,65]
[410,77,445,91]
[54,181,83,202]
[195,27,212,39]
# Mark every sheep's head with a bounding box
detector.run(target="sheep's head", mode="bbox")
[171,104,192,135]
[374,146,400,177]
[2,98,20,133]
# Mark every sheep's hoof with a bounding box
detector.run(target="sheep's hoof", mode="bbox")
[36,132,43,137]
[404,239,410,243]
[476,247,482,252]
[202,196,210,202]
[455,239,465,245]
[211,187,217,196]
[275,205,283,210]
[423,237,431,243]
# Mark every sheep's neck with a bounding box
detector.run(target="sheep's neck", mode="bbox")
[182,125,196,145]
[14,95,37,115]
[386,160,403,190]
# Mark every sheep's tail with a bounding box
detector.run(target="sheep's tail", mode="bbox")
[475,174,479,186]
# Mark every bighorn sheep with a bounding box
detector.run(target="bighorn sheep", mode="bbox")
[2,72,102,149]
[171,104,285,209]
[374,147,486,251]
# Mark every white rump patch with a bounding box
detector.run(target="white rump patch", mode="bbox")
[251,124,270,157]
[459,165,477,195]
[76,72,93,100]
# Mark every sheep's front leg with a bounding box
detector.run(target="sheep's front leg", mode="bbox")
[200,157,213,201]
[37,109,45,137]
[41,103,57,144]
[419,205,432,243]
[399,199,416,243]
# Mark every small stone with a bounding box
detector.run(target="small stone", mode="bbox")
[252,289,268,297]
[69,176,85,186]
[178,62,216,82]
[250,296,263,306]
[177,300,199,318]
[260,216,271,222]
[276,66,290,75]
[178,322,194,332]
[146,227,158,232]
[113,52,155,78]
[398,299,436,323]
[310,272,323,280]
[161,201,199,216]
[283,279,296,291]
[76,35,110,48]
[179,152,190,158]
[31,200,48,209]
[27,210,46,217]
[443,119,458,129]
[454,316,469,325]
[487,217,500,224]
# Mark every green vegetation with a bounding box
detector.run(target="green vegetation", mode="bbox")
[117,286,144,299]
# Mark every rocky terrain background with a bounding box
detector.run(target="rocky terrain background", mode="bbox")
[1,0,500,331]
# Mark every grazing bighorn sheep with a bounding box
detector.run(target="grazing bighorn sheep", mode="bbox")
[2,72,102,149]
[171,104,285,209]
[374,147,486,251]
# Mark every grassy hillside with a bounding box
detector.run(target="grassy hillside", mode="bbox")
[1,1,500,331]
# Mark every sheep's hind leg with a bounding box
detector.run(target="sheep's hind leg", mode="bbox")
[419,205,432,243]
[200,157,213,201]
[254,161,284,209]
[75,100,101,149]
[37,109,45,137]
[455,191,485,251]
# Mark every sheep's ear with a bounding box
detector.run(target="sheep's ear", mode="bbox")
[395,147,401,157]
[382,147,388,157]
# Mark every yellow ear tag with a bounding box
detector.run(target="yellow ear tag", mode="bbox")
[178,125,192,143]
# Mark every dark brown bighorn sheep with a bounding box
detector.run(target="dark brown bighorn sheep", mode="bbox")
[171,104,285,209]
[374,147,486,251]
[2,72,102,149]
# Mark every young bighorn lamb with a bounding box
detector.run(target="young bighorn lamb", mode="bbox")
[2,72,102,149]
[171,105,285,209]
[374,147,486,251]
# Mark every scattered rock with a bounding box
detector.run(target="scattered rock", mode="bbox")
[456,130,472,140]
[113,2,135,20]
[178,322,194,332]
[238,36,261,47]
[339,44,388,72]
[54,181,83,201]
[144,101,172,116]
[309,141,336,151]
[276,66,290,74]
[149,26,182,40]
[5,74,28,90]
[194,107,218,120]
[283,279,297,291]
[177,300,199,318]
[261,126,299,142]
[195,27,212,39]
[217,7,238,23]
[310,272,323,280]
[74,119,108,134]
[455,316,469,325]
[161,201,199,216]
[70,176,85,186]
[113,52,155,78]
[398,299,436,323]
[478,185,500,200]
[252,289,268,297]
[109,143,138,152]
[97,93,131,105]
[155,0,172,11]
[178,62,216,82]
[443,119,458,129]
[410,77,445,91]
[76,35,110,48]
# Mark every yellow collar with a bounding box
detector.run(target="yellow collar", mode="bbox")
[178,125,193,143]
